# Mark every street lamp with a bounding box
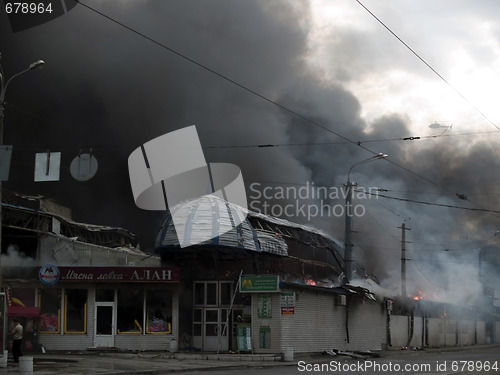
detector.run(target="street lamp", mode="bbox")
[0,55,45,142]
[344,153,388,284]
[0,54,44,356]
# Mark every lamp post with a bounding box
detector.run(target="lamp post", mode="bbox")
[344,153,388,284]
[0,54,44,356]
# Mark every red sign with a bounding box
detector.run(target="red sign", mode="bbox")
[281,307,294,315]
[36,267,180,283]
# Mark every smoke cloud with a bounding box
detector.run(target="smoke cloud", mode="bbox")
[0,1,498,305]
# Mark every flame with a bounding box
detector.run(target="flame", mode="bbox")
[305,279,316,286]
[409,290,425,300]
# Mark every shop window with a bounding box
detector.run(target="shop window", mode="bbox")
[39,289,61,333]
[146,289,172,334]
[64,289,87,334]
[11,288,35,307]
[117,288,143,334]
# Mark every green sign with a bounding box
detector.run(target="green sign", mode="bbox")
[258,295,272,318]
[259,326,271,349]
[240,275,279,292]
[237,323,252,352]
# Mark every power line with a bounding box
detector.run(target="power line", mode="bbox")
[354,0,500,132]
[74,0,376,157]
[355,189,500,214]
[10,95,499,150]
[73,0,496,215]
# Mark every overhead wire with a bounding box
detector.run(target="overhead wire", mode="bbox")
[7,95,500,151]
[354,189,500,214]
[73,0,377,158]
[68,0,500,242]
[354,0,500,132]
[72,0,496,211]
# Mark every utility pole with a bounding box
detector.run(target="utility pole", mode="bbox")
[398,223,411,297]
[0,54,44,357]
[344,179,355,284]
[343,153,388,283]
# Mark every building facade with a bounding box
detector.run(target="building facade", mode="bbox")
[2,192,498,354]
[3,192,179,352]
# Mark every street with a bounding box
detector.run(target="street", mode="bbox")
[176,346,500,375]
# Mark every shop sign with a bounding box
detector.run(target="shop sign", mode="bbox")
[39,264,60,285]
[240,275,279,292]
[258,295,272,318]
[280,292,295,315]
[237,323,252,352]
[259,326,271,349]
[36,266,180,283]
[281,307,295,315]
[280,292,295,307]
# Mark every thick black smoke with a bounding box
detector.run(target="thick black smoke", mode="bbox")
[0,1,498,303]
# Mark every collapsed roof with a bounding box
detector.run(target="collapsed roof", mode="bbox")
[155,195,346,283]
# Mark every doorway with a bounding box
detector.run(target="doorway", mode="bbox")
[95,301,115,348]
[192,281,234,351]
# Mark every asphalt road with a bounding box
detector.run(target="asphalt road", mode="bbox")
[176,346,500,375]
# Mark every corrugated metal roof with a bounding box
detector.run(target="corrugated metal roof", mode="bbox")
[155,195,344,260]
[155,195,262,252]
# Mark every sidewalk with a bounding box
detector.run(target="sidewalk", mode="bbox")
[0,344,497,374]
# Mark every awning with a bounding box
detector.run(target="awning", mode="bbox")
[7,306,40,317]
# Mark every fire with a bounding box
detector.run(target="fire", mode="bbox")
[409,290,425,300]
[305,279,316,286]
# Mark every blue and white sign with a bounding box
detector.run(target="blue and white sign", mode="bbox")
[39,264,60,286]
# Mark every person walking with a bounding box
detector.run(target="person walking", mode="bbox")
[9,319,23,363]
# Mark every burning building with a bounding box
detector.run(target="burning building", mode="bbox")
[1,192,498,355]
[155,194,387,353]
[1,192,177,352]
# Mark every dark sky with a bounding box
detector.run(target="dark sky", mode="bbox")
[1,1,499,303]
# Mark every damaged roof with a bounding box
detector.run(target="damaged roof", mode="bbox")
[155,195,344,270]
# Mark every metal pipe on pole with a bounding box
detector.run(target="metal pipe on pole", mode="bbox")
[0,53,44,355]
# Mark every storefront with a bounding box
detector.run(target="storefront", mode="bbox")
[7,266,181,352]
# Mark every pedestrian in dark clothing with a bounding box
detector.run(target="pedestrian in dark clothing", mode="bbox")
[9,319,23,362]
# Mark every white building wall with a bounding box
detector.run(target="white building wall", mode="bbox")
[389,315,423,349]
[409,317,423,348]
[444,319,457,346]
[427,318,444,347]
[390,315,409,348]
[344,297,386,351]
[458,320,475,346]
[476,321,486,344]
[494,321,500,344]
[280,291,346,353]
[254,290,387,354]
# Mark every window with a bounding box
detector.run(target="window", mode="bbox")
[220,282,232,305]
[11,288,35,307]
[117,288,143,334]
[39,289,61,333]
[64,289,87,334]
[146,289,172,334]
